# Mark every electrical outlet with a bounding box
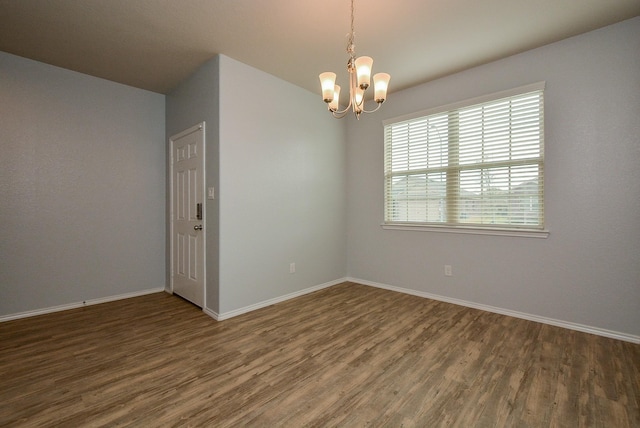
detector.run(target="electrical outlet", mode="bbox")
[444,265,452,276]
[289,262,296,274]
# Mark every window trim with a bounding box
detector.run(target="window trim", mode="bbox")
[381,222,549,238]
[382,82,545,128]
[382,82,548,238]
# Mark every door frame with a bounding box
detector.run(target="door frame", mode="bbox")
[169,122,206,307]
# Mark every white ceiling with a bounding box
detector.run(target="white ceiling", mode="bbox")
[1,0,639,95]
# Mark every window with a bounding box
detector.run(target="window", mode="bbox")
[384,83,545,236]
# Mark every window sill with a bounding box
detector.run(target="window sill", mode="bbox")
[381,223,549,238]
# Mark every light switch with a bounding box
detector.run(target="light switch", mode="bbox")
[208,187,215,200]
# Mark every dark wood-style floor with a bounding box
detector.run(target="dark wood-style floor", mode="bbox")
[1,282,638,427]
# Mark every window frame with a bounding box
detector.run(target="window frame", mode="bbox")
[382,82,549,238]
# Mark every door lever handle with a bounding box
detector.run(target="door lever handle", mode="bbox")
[194,225,203,231]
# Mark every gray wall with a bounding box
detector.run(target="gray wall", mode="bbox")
[0,52,166,316]
[347,17,640,338]
[218,55,347,314]
[165,56,221,312]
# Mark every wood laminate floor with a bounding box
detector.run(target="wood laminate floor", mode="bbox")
[1,282,638,427]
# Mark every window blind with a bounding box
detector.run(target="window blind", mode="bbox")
[384,84,544,230]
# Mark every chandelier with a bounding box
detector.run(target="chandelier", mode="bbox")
[319,0,390,119]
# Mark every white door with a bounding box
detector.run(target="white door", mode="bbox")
[170,123,205,307]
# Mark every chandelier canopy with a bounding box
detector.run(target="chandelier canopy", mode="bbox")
[319,0,390,119]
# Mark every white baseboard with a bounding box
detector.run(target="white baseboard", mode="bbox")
[7,279,636,345]
[202,306,219,320]
[347,277,640,345]
[203,278,348,321]
[0,287,166,323]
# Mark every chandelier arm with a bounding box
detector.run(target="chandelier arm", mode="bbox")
[331,103,352,117]
[350,64,366,114]
[332,109,350,119]
[330,93,354,116]
[359,101,383,114]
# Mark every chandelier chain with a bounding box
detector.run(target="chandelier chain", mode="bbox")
[347,0,355,56]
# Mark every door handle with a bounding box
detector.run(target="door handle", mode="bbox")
[194,225,203,231]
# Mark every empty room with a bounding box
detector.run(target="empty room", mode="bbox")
[1,1,639,426]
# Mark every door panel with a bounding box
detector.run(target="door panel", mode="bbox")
[170,123,205,307]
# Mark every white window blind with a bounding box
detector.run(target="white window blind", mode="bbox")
[384,83,544,230]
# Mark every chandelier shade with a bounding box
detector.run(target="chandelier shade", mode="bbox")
[319,0,390,119]
[374,73,391,102]
[355,56,373,89]
[319,72,337,102]
[329,85,341,111]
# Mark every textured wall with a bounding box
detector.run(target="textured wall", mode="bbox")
[218,55,347,314]
[346,18,640,338]
[0,52,166,316]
